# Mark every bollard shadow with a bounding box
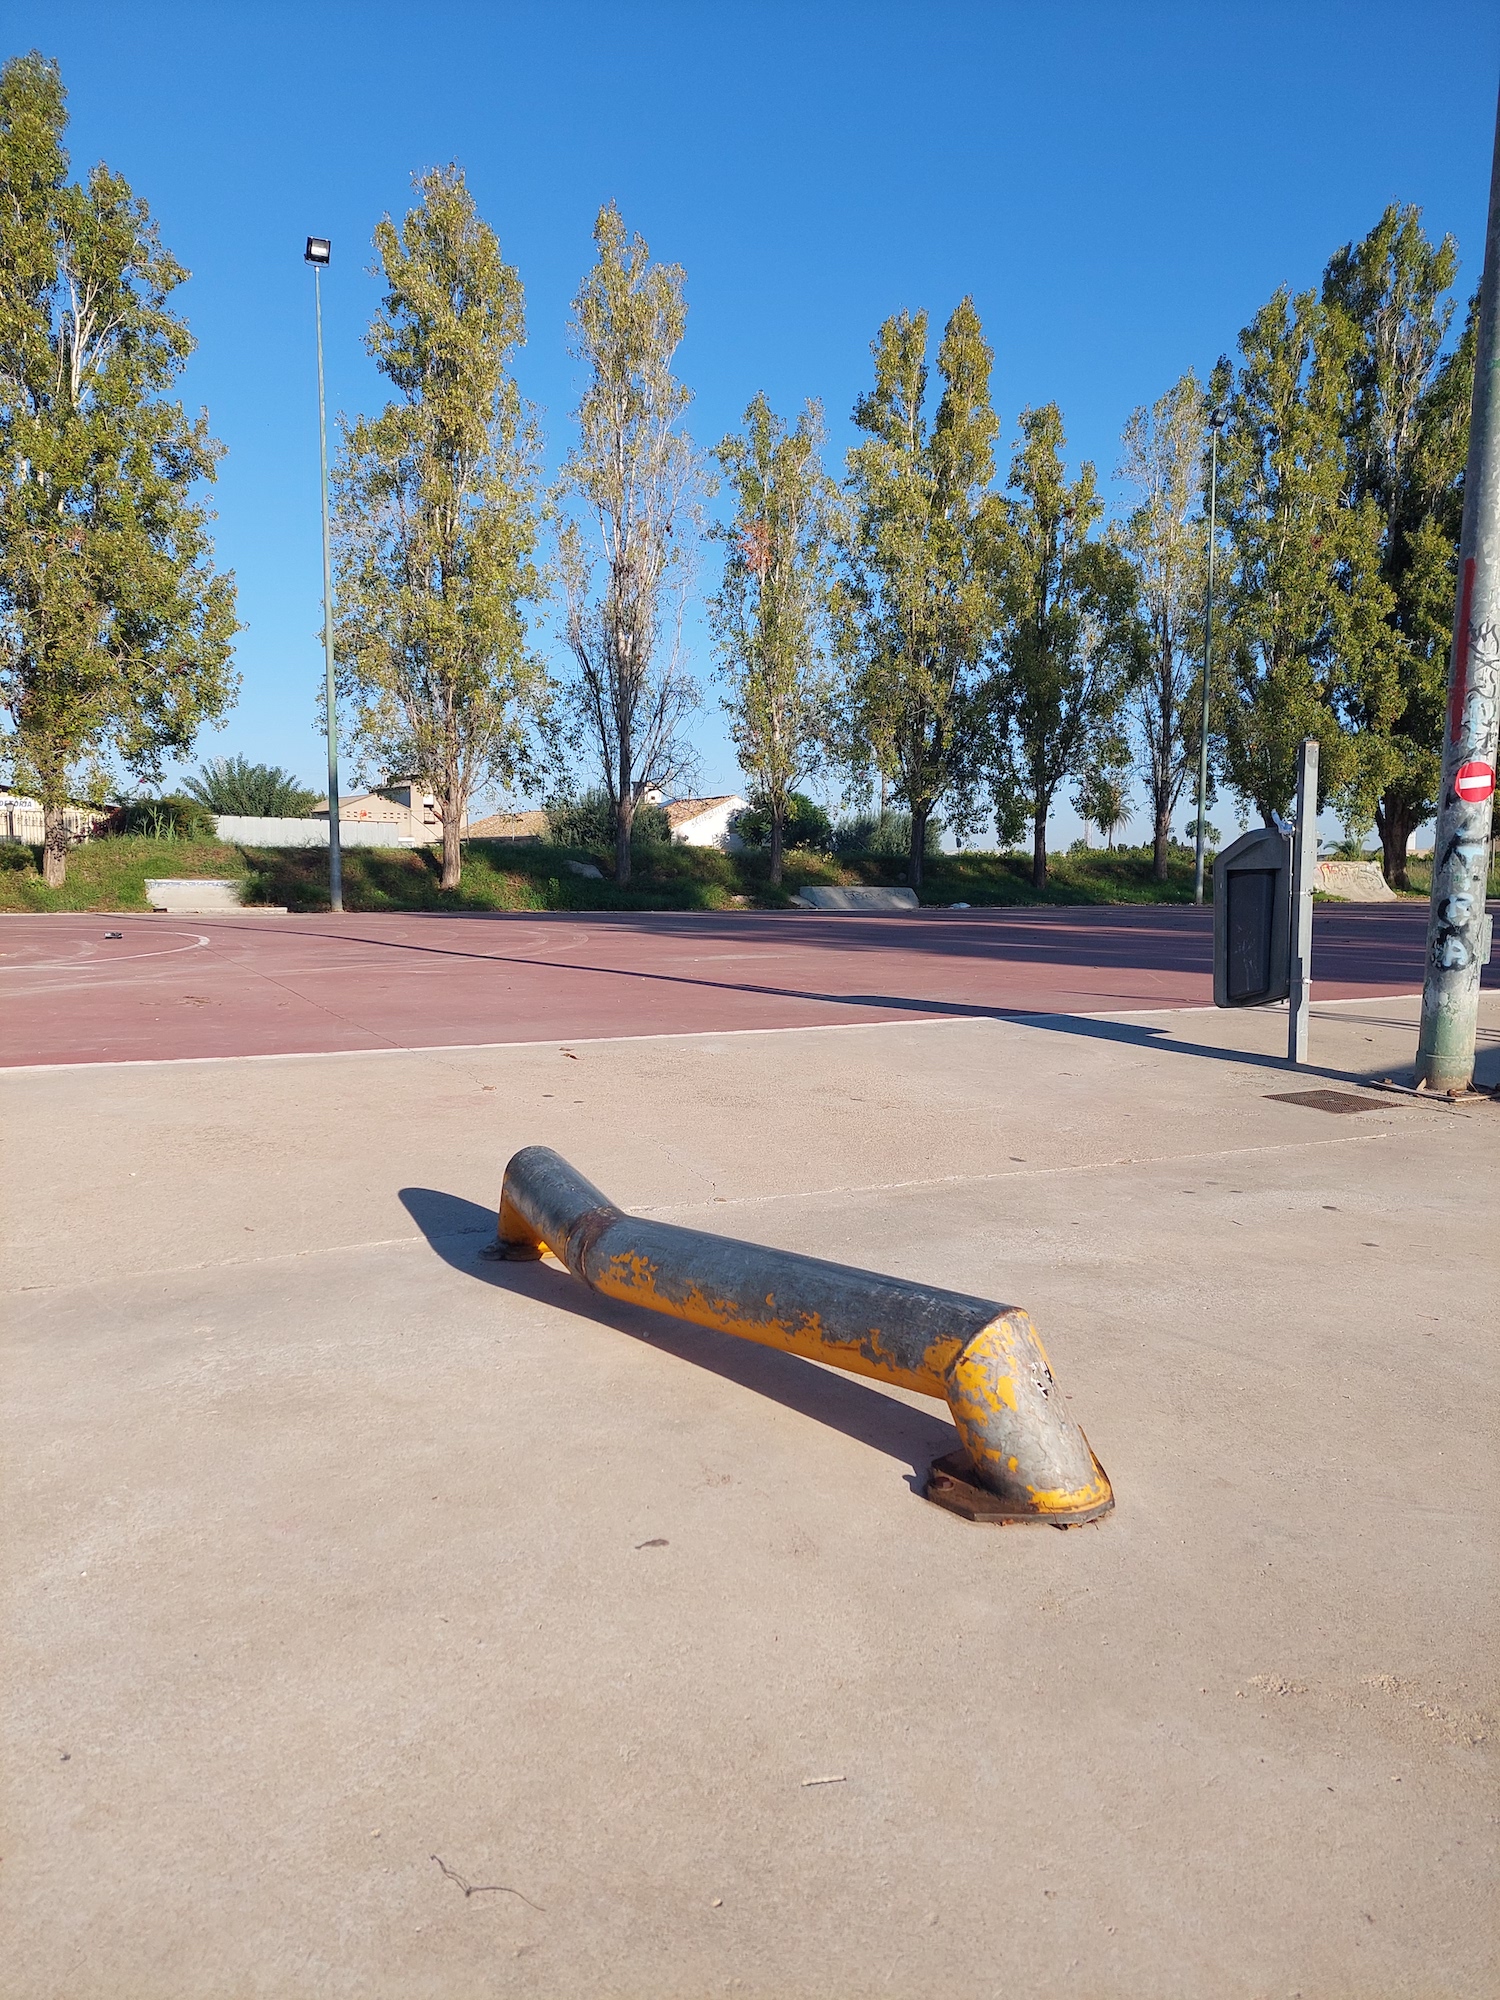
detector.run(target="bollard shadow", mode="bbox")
[398,1187,957,1489]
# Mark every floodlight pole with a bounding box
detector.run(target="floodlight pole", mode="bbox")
[309,241,343,913]
[1415,83,1500,1093]
[1288,736,1319,1065]
[1193,410,1224,906]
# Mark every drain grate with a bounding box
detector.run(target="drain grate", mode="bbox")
[1265,1089,1394,1114]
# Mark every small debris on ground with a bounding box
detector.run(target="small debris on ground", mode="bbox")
[801,1774,846,1787]
[431,1855,544,1909]
[635,1538,669,1549]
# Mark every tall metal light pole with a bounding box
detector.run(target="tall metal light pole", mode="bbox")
[1415,86,1500,1093]
[1193,407,1227,906]
[305,235,342,914]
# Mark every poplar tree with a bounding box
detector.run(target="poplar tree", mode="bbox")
[1116,371,1207,879]
[558,205,700,886]
[710,394,839,885]
[0,52,237,884]
[1322,206,1473,887]
[841,300,999,888]
[1212,290,1397,826]
[990,405,1140,890]
[333,166,546,891]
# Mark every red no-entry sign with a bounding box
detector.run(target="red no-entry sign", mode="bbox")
[1454,760,1496,804]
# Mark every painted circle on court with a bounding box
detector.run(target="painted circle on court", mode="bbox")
[1454,760,1495,804]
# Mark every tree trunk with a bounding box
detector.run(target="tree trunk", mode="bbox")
[909,803,927,889]
[1375,795,1416,892]
[1152,801,1170,882]
[1031,808,1047,892]
[440,804,463,891]
[615,741,633,886]
[42,805,69,888]
[769,804,784,888]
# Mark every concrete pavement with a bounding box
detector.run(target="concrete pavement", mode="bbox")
[3,995,1496,1997]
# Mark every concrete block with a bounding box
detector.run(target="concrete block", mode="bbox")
[145,878,263,914]
[793,885,920,911]
[1315,859,1396,901]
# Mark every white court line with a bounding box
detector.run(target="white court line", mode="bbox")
[0,930,210,972]
[0,990,1436,1074]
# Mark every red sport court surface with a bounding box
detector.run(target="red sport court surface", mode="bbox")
[0,902,1474,1069]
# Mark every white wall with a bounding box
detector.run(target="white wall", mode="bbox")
[214,816,428,848]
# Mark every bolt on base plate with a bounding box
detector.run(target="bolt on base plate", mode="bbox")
[923,1449,1116,1528]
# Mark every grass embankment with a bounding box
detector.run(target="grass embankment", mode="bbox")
[15,836,1485,916]
[0,835,1222,915]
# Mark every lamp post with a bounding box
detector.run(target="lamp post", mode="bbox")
[305,234,342,913]
[1193,406,1227,906]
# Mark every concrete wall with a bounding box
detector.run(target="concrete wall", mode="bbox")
[214,816,428,848]
[670,798,747,852]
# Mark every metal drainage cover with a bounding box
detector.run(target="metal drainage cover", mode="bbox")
[1265,1089,1393,1114]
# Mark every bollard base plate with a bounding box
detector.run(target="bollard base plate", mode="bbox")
[923,1449,1115,1528]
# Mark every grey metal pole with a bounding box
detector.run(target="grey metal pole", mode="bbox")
[1415,84,1500,1092]
[313,259,343,914]
[1193,415,1222,906]
[1288,735,1319,1065]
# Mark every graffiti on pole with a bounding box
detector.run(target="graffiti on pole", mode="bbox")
[1429,582,1498,978]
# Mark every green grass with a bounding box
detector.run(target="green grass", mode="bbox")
[0,833,1229,913]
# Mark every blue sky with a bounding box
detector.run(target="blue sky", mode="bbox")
[12,1,1499,842]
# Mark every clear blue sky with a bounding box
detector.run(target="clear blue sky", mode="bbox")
[12,1,1499,841]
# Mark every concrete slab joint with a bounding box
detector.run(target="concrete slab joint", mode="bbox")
[492,1144,1113,1525]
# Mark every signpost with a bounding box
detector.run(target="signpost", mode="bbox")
[1416,85,1500,1093]
[1287,738,1319,1065]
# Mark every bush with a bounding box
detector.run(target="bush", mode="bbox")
[183,756,320,816]
[102,794,217,840]
[543,786,671,848]
[832,809,942,858]
[734,791,833,852]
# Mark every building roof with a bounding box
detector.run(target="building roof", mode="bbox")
[465,808,550,840]
[664,795,744,829]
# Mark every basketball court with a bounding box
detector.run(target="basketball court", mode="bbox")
[0,901,1460,1068]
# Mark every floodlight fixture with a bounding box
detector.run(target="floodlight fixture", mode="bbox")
[304,236,331,265]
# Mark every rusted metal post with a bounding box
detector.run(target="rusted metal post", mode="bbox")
[1417,83,1500,1093]
[493,1146,1113,1526]
[1288,736,1319,1065]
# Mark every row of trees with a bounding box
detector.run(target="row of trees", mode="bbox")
[1,51,1474,893]
[311,167,1484,894]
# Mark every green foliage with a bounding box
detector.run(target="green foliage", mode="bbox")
[1321,205,1471,888]
[1179,814,1221,851]
[711,395,840,883]
[1074,751,1133,848]
[557,204,701,885]
[1116,371,1208,877]
[832,808,941,858]
[0,828,1254,915]
[102,792,215,838]
[735,790,833,853]
[1212,287,1398,828]
[840,299,1000,887]
[333,166,547,891]
[183,755,318,816]
[990,405,1142,888]
[542,785,670,847]
[0,53,239,886]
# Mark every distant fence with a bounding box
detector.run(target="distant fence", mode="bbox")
[212,815,429,848]
[0,805,106,844]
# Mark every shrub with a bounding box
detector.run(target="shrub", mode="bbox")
[183,756,320,816]
[734,791,833,852]
[102,794,217,839]
[832,809,942,858]
[544,786,671,847]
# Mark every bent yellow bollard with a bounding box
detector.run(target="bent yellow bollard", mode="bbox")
[492,1146,1113,1527]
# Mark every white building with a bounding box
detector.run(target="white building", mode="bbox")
[662,795,748,851]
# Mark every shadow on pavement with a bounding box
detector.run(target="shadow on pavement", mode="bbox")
[399,1186,957,1490]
